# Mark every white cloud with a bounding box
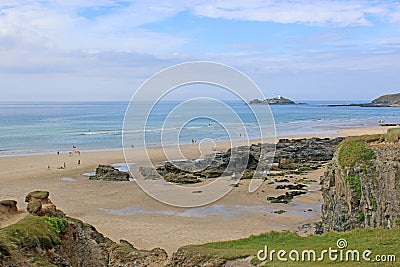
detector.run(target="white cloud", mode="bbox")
[191,0,389,26]
[0,1,399,101]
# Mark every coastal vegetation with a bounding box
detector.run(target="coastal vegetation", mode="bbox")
[337,135,377,169]
[171,227,399,266]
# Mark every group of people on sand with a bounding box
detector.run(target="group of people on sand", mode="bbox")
[48,147,81,170]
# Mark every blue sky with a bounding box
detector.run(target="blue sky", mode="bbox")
[0,0,400,101]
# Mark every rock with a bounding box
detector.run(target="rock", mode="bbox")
[0,200,18,215]
[25,191,64,217]
[328,93,400,107]
[275,184,307,190]
[273,210,287,214]
[1,192,169,267]
[266,191,307,204]
[164,173,201,184]
[371,93,400,106]
[92,164,130,181]
[25,190,51,204]
[321,136,400,232]
[139,166,162,179]
[151,137,341,185]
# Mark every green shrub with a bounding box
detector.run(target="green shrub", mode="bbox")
[44,217,68,234]
[346,174,362,199]
[338,137,376,169]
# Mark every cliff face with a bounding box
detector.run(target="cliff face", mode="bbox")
[0,191,168,267]
[321,138,400,232]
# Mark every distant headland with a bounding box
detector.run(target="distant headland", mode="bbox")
[329,93,400,107]
[249,95,295,105]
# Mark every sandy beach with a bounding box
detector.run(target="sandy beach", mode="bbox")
[0,126,391,254]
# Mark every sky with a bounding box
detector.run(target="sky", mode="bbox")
[0,0,400,101]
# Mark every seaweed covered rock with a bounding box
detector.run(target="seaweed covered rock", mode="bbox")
[92,164,130,181]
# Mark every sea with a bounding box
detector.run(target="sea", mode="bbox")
[1,100,399,157]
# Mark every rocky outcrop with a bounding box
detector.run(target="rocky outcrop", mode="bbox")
[328,93,400,107]
[321,136,400,232]
[249,96,296,105]
[0,200,18,215]
[0,192,168,267]
[25,190,65,217]
[274,137,343,169]
[91,164,130,181]
[142,137,343,184]
[371,93,400,107]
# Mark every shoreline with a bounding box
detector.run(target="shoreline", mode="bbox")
[0,125,394,254]
[0,125,391,159]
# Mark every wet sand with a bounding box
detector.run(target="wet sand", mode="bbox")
[0,126,391,254]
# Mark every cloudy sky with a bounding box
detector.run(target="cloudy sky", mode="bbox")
[1,0,400,101]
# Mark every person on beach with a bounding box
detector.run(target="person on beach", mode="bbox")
[63,162,66,169]
[231,173,236,180]
[47,165,50,170]
[78,160,81,165]
[57,150,60,155]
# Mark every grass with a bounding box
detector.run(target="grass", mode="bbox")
[44,217,68,234]
[338,136,377,169]
[0,215,67,260]
[345,174,362,199]
[371,198,378,212]
[383,128,400,143]
[181,228,400,266]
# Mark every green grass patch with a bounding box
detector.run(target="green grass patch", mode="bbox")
[0,215,63,258]
[371,197,378,212]
[338,136,376,169]
[346,174,362,199]
[184,228,400,266]
[44,217,68,234]
[383,128,400,143]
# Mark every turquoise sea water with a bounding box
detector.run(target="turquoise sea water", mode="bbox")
[0,101,399,156]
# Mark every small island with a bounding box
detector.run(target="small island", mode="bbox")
[249,95,296,105]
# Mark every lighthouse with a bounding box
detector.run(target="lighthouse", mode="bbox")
[278,94,282,100]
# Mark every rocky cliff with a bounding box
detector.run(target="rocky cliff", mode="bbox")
[321,133,400,232]
[0,191,168,267]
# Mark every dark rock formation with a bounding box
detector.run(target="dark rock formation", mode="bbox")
[321,137,400,232]
[141,137,343,184]
[274,137,344,169]
[266,191,307,204]
[91,164,130,181]
[249,96,296,105]
[275,184,307,190]
[25,191,65,217]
